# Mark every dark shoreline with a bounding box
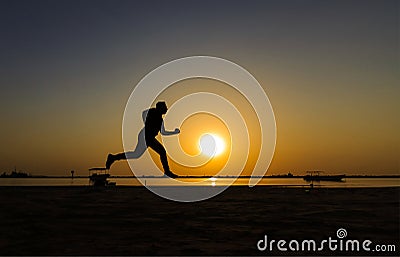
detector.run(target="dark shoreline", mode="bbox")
[2,175,399,178]
[0,186,398,256]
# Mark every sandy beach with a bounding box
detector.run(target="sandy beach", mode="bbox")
[0,186,398,256]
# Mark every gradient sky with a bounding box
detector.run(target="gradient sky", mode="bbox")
[0,0,398,176]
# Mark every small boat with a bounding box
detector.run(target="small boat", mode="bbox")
[88,167,116,187]
[303,171,345,182]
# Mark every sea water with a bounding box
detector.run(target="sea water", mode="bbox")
[0,177,399,187]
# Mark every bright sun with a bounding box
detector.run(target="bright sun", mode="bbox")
[199,133,225,157]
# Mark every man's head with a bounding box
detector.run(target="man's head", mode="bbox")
[156,101,168,114]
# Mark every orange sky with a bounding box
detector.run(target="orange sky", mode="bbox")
[0,1,398,176]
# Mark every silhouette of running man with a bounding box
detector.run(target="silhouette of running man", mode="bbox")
[105,101,180,178]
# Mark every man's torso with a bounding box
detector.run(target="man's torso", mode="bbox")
[145,108,162,138]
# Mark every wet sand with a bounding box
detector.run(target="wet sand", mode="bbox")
[0,186,398,255]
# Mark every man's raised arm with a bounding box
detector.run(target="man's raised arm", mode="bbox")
[160,122,180,136]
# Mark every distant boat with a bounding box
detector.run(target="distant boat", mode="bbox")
[88,167,116,187]
[303,171,345,182]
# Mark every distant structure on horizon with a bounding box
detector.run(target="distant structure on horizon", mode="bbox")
[1,167,30,178]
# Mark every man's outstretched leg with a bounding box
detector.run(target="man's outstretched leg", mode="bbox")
[106,128,147,169]
[146,137,178,178]
[106,153,126,169]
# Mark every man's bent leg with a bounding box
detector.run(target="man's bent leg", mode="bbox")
[146,137,171,174]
